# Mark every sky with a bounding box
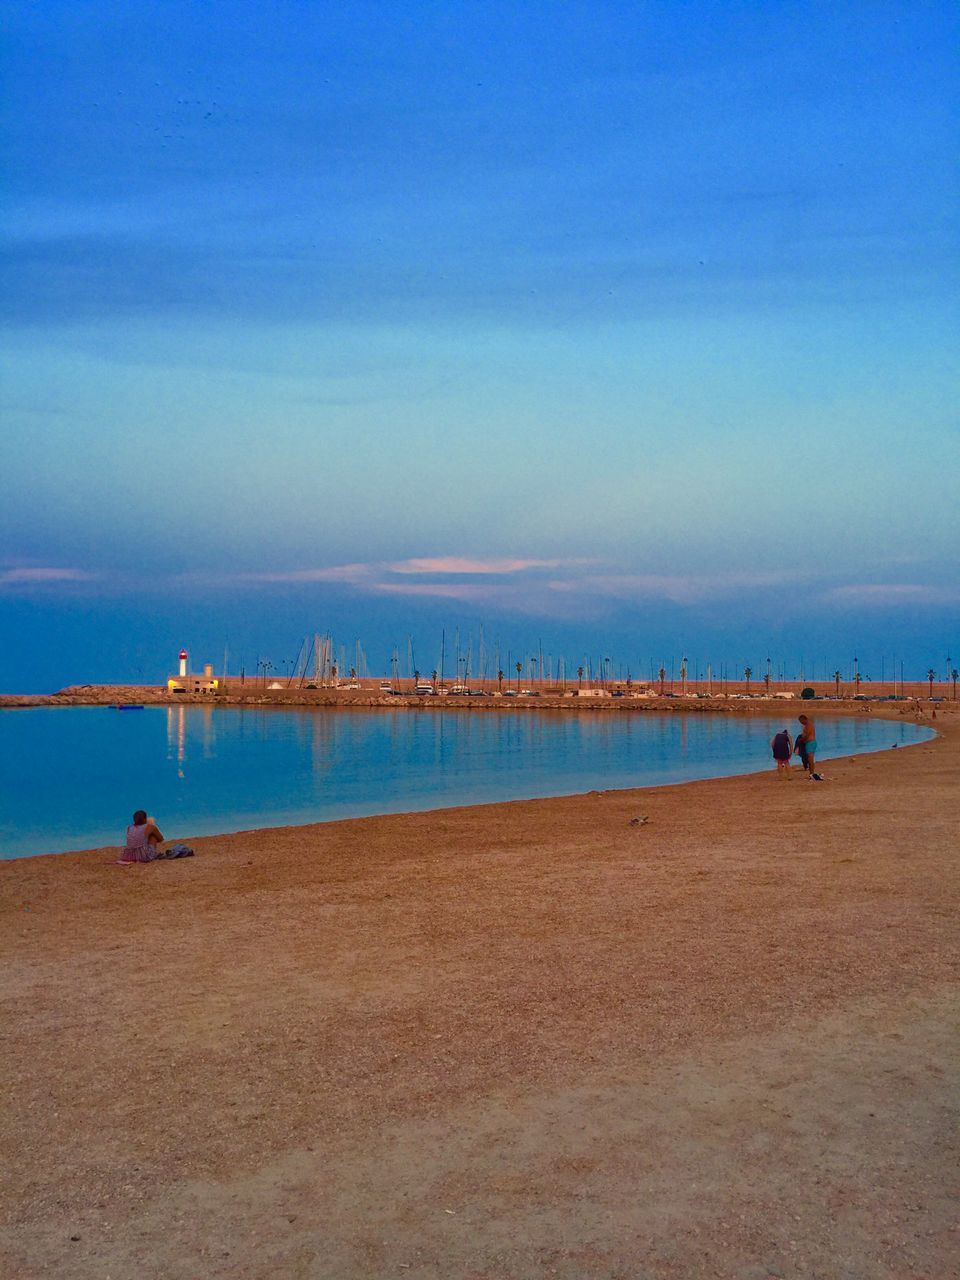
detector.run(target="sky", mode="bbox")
[1,0,957,691]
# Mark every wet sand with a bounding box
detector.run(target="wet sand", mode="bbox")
[2,709,958,1279]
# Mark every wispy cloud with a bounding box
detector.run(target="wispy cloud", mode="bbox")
[206,556,599,613]
[234,557,591,594]
[823,583,960,608]
[209,558,813,614]
[238,563,374,586]
[552,570,805,605]
[12,558,954,626]
[0,566,94,587]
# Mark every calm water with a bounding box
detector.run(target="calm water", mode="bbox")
[0,706,934,859]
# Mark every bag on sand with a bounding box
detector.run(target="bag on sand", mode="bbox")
[164,843,195,859]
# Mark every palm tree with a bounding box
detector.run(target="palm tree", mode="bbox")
[577,665,585,691]
[497,668,504,694]
[515,661,522,692]
[744,666,752,694]
[927,668,936,698]
[951,668,958,700]
[834,670,841,698]
[413,668,420,692]
[658,665,666,696]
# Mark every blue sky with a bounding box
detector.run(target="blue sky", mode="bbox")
[1,0,957,690]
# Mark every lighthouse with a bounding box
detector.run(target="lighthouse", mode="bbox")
[168,647,219,694]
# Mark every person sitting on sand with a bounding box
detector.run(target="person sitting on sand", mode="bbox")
[771,728,793,777]
[117,811,164,864]
[797,715,820,780]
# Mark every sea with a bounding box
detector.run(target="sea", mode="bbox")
[0,705,934,859]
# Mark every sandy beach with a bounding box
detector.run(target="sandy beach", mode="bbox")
[2,707,958,1279]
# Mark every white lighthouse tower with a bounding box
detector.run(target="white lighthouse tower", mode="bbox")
[178,648,188,678]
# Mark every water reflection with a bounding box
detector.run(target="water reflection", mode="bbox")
[147,704,933,805]
[0,706,936,859]
[166,705,186,777]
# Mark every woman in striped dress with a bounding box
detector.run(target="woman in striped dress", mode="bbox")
[117,811,165,864]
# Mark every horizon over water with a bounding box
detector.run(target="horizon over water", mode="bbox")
[0,707,935,859]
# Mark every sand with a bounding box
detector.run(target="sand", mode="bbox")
[2,707,958,1279]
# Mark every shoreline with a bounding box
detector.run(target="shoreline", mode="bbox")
[3,708,957,1278]
[2,704,938,864]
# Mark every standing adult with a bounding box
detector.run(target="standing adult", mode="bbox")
[771,727,793,777]
[797,715,819,779]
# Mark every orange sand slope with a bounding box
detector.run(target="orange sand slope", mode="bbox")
[2,711,958,1279]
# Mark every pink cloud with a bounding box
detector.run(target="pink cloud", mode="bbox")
[371,580,515,602]
[387,557,583,576]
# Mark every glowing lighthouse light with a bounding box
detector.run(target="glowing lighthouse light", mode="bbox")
[178,649,188,678]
